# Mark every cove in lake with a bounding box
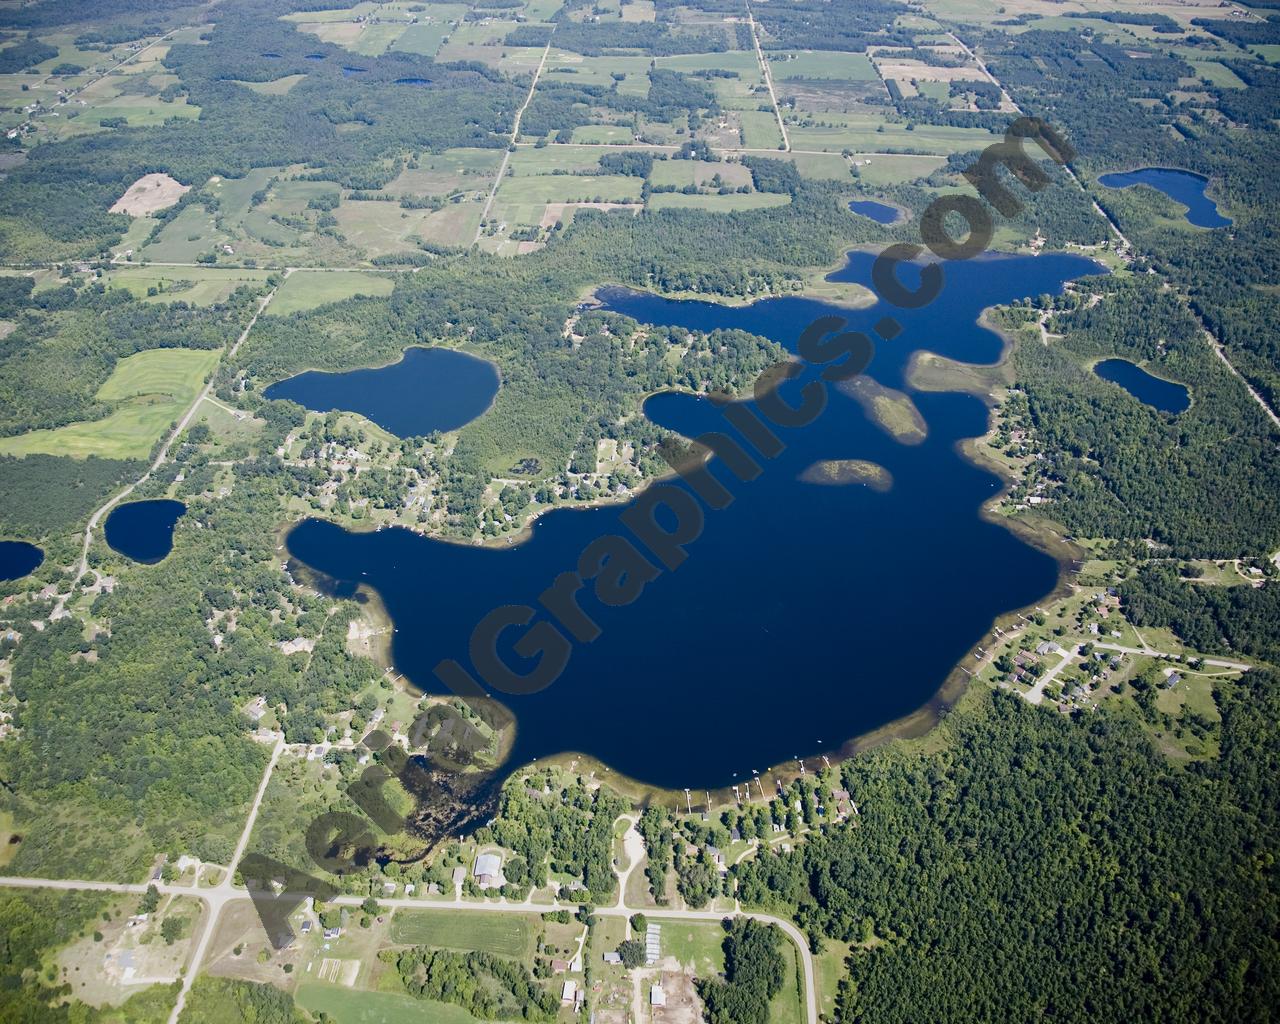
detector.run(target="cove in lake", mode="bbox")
[1098,168,1231,229]
[0,541,43,581]
[1094,358,1190,413]
[848,199,900,225]
[287,250,1105,789]
[104,499,187,564]
[265,347,500,438]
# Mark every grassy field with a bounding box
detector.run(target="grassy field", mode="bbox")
[0,348,219,459]
[268,271,396,316]
[740,109,785,150]
[771,51,877,81]
[790,117,997,154]
[392,22,451,57]
[387,910,535,957]
[655,919,726,975]
[497,174,644,204]
[769,936,806,1024]
[295,981,496,1024]
[812,941,850,1021]
[853,152,947,186]
[649,159,753,189]
[103,267,272,306]
[646,191,790,212]
[138,205,229,263]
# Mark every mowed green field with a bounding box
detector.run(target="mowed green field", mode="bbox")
[295,982,491,1024]
[387,910,534,957]
[0,348,220,459]
[497,174,644,203]
[771,51,877,81]
[790,117,998,154]
[268,271,396,316]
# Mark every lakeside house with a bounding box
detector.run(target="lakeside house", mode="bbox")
[473,852,503,887]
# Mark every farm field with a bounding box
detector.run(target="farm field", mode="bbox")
[646,191,791,212]
[0,348,220,459]
[268,270,396,316]
[103,266,272,305]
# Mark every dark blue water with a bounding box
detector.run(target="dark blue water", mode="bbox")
[265,347,500,438]
[287,251,1104,788]
[1098,168,1231,228]
[305,53,326,61]
[395,77,432,86]
[0,541,43,581]
[342,66,368,76]
[262,52,282,58]
[848,199,899,225]
[1094,358,1189,413]
[104,499,187,564]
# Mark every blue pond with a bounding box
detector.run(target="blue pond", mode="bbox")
[304,53,325,61]
[1098,167,1231,228]
[848,199,900,225]
[287,250,1105,788]
[265,346,500,438]
[261,52,282,58]
[395,77,432,86]
[0,541,43,581]
[1094,358,1189,413]
[342,66,368,76]
[104,499,187,564]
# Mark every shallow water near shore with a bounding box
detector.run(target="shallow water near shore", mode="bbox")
[287,250,1105,789]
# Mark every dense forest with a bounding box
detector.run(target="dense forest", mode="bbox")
[735,677,1280,1024]
[1001,275,1280,557]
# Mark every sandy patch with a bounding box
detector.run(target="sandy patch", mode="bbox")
[110,173,190,216]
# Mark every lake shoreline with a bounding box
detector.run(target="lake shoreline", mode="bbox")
[278,251,1094,813]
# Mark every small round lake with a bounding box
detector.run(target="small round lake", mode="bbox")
[0,541,43,581]
[1094,358,1189,413]
[848,199,900,225]
[1098,168,1231,229]
[264,347,500,438]
[105,499,187,564]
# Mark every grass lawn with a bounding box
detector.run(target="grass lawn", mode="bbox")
[646,191,790,212]
[812,941,850,1020]
[268,271,396,316]
[787,152,853,181]
[295,981,498,1024]
[769,936,806,1024]
[653,919,725,975]
[387,910,535,957]
[0,348,219,459]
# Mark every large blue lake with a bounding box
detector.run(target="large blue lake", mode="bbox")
[1098,167,1231,229]
[287,251,1104,788]
[265,347,500,438]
